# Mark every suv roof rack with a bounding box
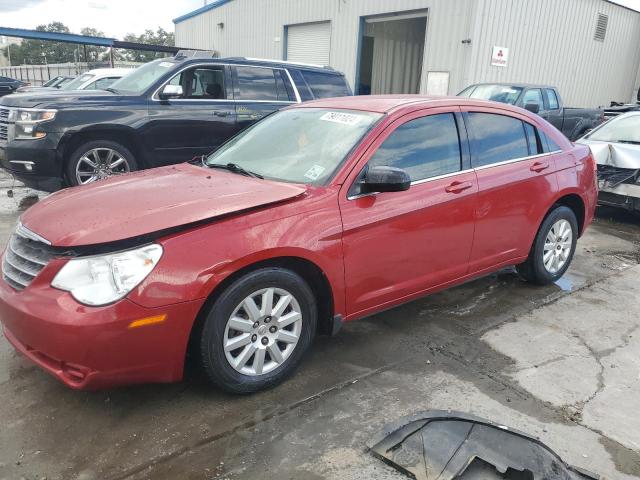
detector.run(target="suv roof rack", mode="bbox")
[175,50,218,60]
[225,57,335,70]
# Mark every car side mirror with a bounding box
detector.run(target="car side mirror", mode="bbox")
[159,84,183,100]
[362,166,411,193]
[524,102,540,114]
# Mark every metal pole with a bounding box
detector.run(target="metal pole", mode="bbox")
[109,47,114,67]
[83,44,88,63]
[6,44,10,66]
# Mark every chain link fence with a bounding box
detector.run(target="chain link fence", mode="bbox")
[0,61,142,85]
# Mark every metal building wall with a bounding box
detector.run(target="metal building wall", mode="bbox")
[465,0,640,106]
[175,0,640,105]
[174,0,477,95]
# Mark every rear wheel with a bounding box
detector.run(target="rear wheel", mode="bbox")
[66,140,137,187]
[200,268,317,394]
[516,206,578,285]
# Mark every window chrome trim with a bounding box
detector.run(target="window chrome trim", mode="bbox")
[472,150,561,171]
[151,62,299,103]
[345,149,563,201]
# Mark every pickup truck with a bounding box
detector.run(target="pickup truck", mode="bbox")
[458,83,604,140]
[0,52,351,191]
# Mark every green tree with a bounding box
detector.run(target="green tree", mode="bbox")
[79,27,108,62]
[117,27,175,63]
[1,22,78,65]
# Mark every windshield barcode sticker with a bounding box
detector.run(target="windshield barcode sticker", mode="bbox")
[320,112,363,126]
[304,165,326,181]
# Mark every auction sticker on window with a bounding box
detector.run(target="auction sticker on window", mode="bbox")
[304,165,326,181]
[320,111,363,126]
[159,62,174,68]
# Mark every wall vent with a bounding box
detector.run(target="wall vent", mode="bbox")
[594,13,608,42]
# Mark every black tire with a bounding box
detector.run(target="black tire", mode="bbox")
[66,140,137,187]
[200,267,317,394]
[516,206,578,285]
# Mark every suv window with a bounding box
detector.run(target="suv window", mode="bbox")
[522,89,543,110]
[234,66,290,101]
[544,89,560,110]
[467,112,529,166]
[301,71,350,99]
[166,66,226,99]
[367,113,462,182]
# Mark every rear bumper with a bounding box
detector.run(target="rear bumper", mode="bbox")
[0,269,204,390]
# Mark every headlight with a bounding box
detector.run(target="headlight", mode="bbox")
[10,108,57,140]
[51,244,163,306]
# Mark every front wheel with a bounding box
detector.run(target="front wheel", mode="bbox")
[516,206,578,285]
[199,268,317,394]
[66,140,137,187]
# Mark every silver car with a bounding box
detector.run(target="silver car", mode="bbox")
[577,112,640,212]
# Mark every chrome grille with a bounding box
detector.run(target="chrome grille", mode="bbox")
[2,226,54,291]
[0,106,10,144]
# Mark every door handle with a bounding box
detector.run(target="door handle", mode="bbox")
[213,111,231,117]
[445,181,473,194]
[530,161,550,173]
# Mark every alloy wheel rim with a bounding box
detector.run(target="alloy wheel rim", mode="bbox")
[223,287,303,376]
[75,147,130,185]
[543,219,573,274]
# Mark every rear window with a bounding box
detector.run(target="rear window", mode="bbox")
[301,71,350,99]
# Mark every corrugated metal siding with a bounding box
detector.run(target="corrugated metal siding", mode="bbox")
[175,0,477,95]
[175,0,640,105]
[466,0,640,105]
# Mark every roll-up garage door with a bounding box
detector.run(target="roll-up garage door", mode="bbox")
[286,21,331,65]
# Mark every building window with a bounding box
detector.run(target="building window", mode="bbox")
[594,13,608,42]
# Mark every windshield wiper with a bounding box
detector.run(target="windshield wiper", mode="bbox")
[105,87,119,94]
[207,162,264,179]
[616,139,640,145]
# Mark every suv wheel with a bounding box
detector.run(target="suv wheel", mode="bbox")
[66,140,137,187]
[199,267,317,393]
[516,206,578,285]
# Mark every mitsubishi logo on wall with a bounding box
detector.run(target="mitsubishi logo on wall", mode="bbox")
[491,46,509,67]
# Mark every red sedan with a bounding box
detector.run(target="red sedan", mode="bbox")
[0,96,597,393]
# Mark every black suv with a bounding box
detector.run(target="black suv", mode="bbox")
[0,53,351,191]
[0,76,27,97]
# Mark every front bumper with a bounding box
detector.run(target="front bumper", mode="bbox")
[0,261,204,390]
[0,134,65,191]
[597,181,640,211]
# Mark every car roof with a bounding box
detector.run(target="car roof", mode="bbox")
[466,82,556,90]
[83,68,134,76]
[293,95,528,114]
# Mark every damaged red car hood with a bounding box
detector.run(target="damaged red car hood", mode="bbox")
[21,163,307,247]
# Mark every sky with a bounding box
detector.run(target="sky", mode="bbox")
[0,0,640,40]
[0,0,204,39]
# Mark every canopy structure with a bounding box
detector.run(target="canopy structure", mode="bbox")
[0,26,186,65]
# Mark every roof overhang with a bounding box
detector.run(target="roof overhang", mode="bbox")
[173,0,233,24]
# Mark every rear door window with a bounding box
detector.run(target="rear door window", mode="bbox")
[467,112,529,167]
[301,71,351,99]
[233,66,292,101]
